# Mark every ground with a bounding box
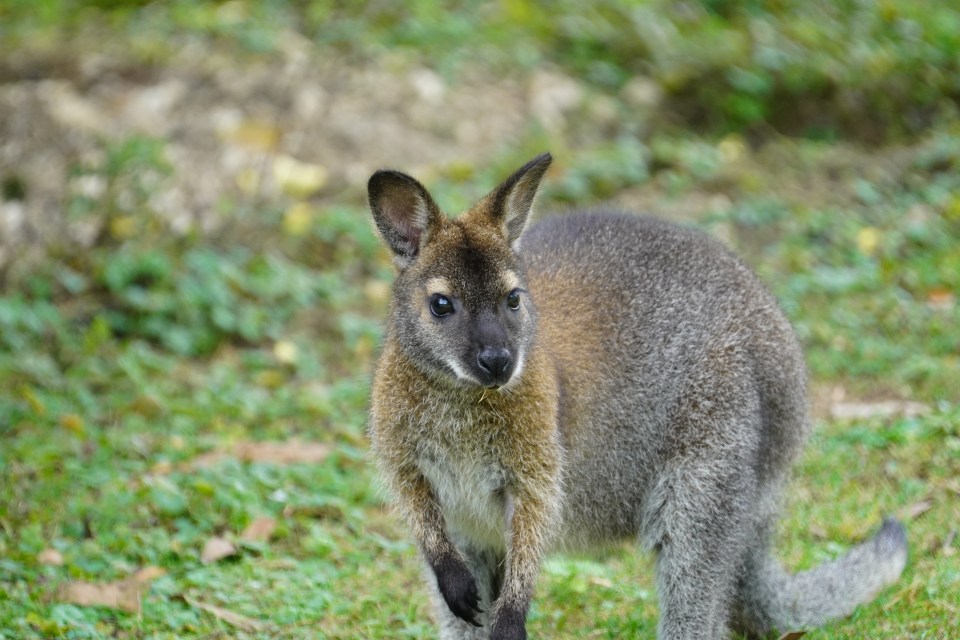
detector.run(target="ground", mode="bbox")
[0,2,958,638]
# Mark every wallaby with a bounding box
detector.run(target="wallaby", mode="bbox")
[366,152,908,640]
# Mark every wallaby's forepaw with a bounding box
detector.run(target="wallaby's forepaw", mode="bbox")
[433,555,483,626]
[490,606,527,640]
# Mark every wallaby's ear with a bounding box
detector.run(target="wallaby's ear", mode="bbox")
[485,152,552,247]
[368,169,443,266]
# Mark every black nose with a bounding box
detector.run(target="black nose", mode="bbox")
[477,346,512,380]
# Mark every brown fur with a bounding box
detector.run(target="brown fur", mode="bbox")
[366,153,908,640]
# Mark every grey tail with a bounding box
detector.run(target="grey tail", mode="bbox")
[736,518,908,636]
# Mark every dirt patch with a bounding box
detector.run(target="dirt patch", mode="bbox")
[0,43,591,272]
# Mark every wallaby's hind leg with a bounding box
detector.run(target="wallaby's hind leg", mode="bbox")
[644,379,761,639]
[649,463,754,639]
[430,543,502,640]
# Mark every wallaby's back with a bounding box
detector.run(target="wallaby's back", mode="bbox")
[521,211,907,634]
[519,211,807,548]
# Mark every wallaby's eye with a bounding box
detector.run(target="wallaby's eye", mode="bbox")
[506,289,521,310]
[430,294,454,318]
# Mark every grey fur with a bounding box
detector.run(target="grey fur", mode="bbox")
[368,156,908,640]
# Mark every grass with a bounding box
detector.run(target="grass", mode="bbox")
[2,1,959,638]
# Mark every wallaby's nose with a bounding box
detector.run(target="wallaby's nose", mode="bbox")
[477,346,512,382]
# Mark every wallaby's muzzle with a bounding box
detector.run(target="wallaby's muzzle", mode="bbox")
[476,345,513,387]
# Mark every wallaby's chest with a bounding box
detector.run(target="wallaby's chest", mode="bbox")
[415,416,512,549]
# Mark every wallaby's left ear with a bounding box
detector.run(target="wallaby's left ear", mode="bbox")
[485,152,552,247]
[368,169,444,268]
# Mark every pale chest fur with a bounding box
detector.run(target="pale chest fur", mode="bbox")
[411,400,515,550]
[371,341,563,551]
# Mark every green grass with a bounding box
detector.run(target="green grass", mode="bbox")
[2,1,960,638]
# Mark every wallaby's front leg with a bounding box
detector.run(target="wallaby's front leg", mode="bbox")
[390,466,483,627]
[489,478,561,640]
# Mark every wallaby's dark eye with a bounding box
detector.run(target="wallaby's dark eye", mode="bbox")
[430,294,454,317]
[506,289,521,310]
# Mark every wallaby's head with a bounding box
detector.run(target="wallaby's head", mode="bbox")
[368,153,552,390]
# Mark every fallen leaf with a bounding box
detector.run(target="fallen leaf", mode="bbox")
[133,566,167,584]
[241,517,278,543]
[830,400,929,421]
[223,120,282,151]
[942,529,957,557]
[255,369,286,389]
[236,167,262,195]
[904,500,932,521]
[181,451,229,470]
[109,215,137,241]
[588,576,613,588]
[184,596,266,632]
[273,155,327,198]
[856,226,880,255]
[38,549,64,566]
[364,279,391,304]
[58,413,85,435]
[201,537,237,564]
[927,288,956,311]
[234,440,331,465]
[808,524,828,540]
[151,460,174,474]
[57,579,142,613]
[177,440,332,472]
[777,632,807,640]
[282,202,314,236]
[273,340,298,365]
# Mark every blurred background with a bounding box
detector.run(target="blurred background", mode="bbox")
[1,1,958,637]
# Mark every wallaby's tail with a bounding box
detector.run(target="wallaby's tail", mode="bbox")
[736,518,908,637]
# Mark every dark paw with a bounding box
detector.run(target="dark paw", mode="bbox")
[490,606,527,640]
[433,554,483,626]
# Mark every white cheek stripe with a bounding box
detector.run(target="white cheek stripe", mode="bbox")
[446,357,480,384]
[500,347,526,391]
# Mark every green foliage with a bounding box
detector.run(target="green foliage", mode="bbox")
[2,2,959,638]
[97,247,330,355]
[5,1,960,140]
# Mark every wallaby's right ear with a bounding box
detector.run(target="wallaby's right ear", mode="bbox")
[368,170,443,267]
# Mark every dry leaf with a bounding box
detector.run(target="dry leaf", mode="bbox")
[273,154,327,198]
[184,596,266,631]
[180,450,229,470]
[364,279,391,304]
[177,440,332,472]
[856,226,880,255]
[942,529,957,557]
[201,536,237,564]
[223,120,282,151]
[777,632,807,640]
[808,524,828,541]
[904,500,933,521]
[57,579,142,613]
[58,413,85,435]
[241,517,278,543]
[38,548,64,566]
[273,340,298,365]
[830,400,929,421]
[927,288,956,311]
[587,576,613,588]
[282,202,314,236]
[234,440,331,465]
[133,566,167,583]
